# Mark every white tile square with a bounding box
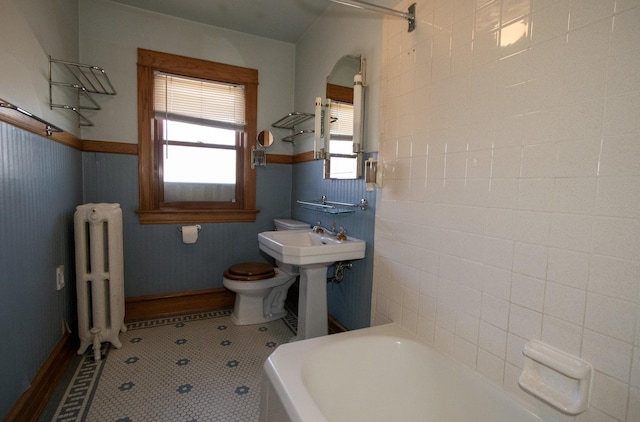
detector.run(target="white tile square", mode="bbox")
[481,293,511,330]
[401,308,418,332]
[517,178,554,211]
[598,134,640,177]
[551,177,597,215]
[418,292,437,321]
[564,18,612,67]
[511,273,545,312]
[513,242,548,279]
[582,329,633,382]
[584,292,636,344]
[520,143,557,178]
[435,302,457,332]
[603,91,640,137]
[563,99,605,141]
[589,371,630,421]
[541,315,583,357]
[610,6,640,55]
[606,53,640,97]
[416,315,436,345]
[479,321,508,358]
[485,208,516,239]
[492,114,524,148]
[568,0,615,30]
[588,254,640,300]
[477,348,505,386]
[547,248,590,289]
[482,265,512,300]
[543,281,586,326]
[508,304,542,340]
[522,107,565,145]
[488,178,519,209]
[548,213,593,252]
[454,336,478,368]
[595,176,640,219]
[456,312,480,344]
[555,137,602,178]
[529,3,570,44]
[591,216,640,261]
[434,325,455,354]
[563,57,608,104]
[483,236,515,270]
[490,146,522,178]
[514,210,551,245]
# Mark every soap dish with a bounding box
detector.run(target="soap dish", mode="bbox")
[519,340,592,415]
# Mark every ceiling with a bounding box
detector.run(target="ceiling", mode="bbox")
[109,0,334,43]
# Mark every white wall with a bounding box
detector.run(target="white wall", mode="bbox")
[373,1,640,421]
[0,0,79,134]
[78,0,296,156]
[294,3,384,154]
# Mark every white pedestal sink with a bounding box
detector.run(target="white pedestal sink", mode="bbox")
[258,229,366,341]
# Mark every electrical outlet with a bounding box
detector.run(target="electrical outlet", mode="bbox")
[56,265,65,290]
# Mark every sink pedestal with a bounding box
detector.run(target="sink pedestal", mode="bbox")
[292,264,328,341]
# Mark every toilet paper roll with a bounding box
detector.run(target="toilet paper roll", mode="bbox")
[182,225,199,244]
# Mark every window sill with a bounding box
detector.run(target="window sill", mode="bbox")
[136,208,259,224]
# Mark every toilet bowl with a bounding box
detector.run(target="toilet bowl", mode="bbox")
[223,219,309,325]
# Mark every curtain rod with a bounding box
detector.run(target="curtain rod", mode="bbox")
[330,0,416,32]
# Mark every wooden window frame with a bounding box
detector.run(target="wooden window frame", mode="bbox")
[136,48,258,224]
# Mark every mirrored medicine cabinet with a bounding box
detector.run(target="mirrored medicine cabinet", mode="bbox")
[322,54,365,180]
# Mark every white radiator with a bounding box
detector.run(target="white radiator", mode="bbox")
[74,203,126,360]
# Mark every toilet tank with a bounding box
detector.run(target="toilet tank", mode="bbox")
[274,218,309,231]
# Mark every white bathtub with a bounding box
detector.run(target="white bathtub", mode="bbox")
[260,323,544,422]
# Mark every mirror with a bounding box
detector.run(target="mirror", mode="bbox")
[257,130,274,147]
[252,130,273,168]
[324,55,364,179]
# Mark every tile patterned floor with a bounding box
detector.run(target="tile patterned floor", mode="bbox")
[42,310,296,422]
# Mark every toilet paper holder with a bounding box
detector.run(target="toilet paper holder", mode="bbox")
[177,224,202,232]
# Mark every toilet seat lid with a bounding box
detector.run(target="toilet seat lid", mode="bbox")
[224,262,276,281]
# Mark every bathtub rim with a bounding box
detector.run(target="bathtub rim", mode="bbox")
[263,323,544,422]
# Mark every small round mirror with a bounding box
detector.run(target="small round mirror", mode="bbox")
[257,130,274,147]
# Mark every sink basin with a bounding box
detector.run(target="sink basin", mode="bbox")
[258,229,365,266]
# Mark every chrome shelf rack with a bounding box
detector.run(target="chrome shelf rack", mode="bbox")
[272,112,314,144]
[48,56,117,127]
[297,196,368,214]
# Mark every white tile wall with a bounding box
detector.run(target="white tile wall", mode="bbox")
[372,1,640,421]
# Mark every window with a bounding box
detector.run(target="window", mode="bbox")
[327,101,358,178]
[137,49,258,224]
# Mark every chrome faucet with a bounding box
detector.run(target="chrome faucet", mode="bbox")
[312,221,337,236]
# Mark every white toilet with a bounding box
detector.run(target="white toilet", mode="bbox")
[223,218,309,325]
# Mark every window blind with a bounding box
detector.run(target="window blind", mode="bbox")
[154,72,245,131]
[329,101,354,139]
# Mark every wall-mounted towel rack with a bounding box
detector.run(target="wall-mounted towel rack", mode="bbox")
[297,196,368,214]
[0,100,63,136]
[49,56,117,127]
[272,112,314,144]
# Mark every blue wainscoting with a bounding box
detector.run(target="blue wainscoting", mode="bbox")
[291,158,376,331]
[0,122,82,418]
[82,152,293,297]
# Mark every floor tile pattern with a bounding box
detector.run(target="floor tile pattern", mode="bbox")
[47,310,295,422]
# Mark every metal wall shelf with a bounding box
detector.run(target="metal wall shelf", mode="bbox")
[272,112,314,143]
[49,56,117,127]
[297,197,368,214]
